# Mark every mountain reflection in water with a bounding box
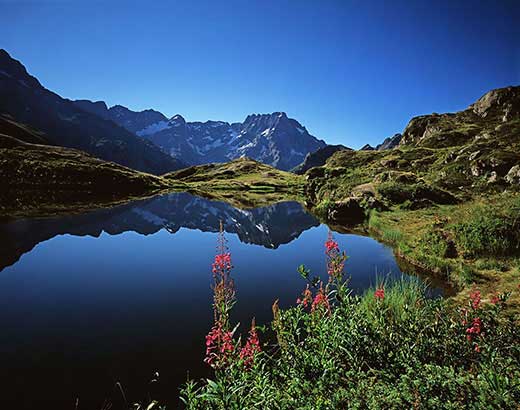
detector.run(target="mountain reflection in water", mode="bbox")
[0,192,431,409]
[0,192,320,271]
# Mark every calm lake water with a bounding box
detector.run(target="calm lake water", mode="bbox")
[0,192,438,409]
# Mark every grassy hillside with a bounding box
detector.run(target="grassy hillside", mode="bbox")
[0,130,182,218]
[165,157,304,193]
[303,86,520,310]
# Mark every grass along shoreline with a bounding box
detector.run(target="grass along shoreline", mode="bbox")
[365,193,520,314]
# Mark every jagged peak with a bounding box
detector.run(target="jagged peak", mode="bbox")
[360,144,375,151]
[170,114,186,123]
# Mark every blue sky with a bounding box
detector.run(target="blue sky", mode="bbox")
[1,0,518,148]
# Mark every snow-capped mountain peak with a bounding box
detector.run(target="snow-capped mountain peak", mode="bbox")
[72,101,326,170]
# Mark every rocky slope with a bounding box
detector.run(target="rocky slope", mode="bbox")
[0,116,176,218]
[303,85,520,306]
[75,99,326,170]
[0,49,184,174]
[306,85,520,221]
[0,135,167,192]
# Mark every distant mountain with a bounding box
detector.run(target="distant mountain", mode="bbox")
[0,49,185,175]
[360,144,375,151]
[292,144,351,174]
[360,133,402,151]
[377,133,402,150]
[75,100,326,171]
[74,100,168,135]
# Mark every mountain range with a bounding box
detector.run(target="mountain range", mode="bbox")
[360,133,402,151]
[0,49,328,175]
[74,100,326,170]
[0,50,184,175]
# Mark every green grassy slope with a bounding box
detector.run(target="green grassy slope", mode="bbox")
[304,86,520,310]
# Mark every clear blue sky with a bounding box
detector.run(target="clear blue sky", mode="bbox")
[1,0,518,148]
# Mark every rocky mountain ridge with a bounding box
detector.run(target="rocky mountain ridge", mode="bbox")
[75,99,326,171]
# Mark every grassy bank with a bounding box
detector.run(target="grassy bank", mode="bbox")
[366,193,520,313]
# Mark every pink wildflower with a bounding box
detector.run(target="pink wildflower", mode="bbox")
[469,289,481,310]
[204,321,235,369]
[311,283,331,314]
[240,319,261,369]
[465,317,483,341]
[325,232,346,281]
[374,287,385,300]
[297,284,313,308]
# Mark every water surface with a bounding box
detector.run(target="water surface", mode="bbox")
[0,192,433,409]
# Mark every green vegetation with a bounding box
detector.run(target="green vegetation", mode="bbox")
[366,194,520,311]
[305,86,520,312]
[0,134,187,218]
[164,157,304,193]
[179,235,520,409]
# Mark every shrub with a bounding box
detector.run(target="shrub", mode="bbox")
[451,203,520,257]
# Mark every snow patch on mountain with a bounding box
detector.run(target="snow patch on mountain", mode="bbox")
[136,120,171,137]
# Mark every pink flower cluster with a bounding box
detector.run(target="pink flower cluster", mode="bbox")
[312,287,331,315]
[297,285,313,308]
[240,321,261,369]
[462,288,486,353]
[204,223,261,371]
[212,252,232,274]
[204,322,235,368]
[325,232,346,281]
[466,317,482,341]
[325,239,339,253]
[374,287,385,300]
[470,289,481,310]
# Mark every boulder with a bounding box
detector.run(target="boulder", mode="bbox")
[305,167,325,180]
[487,171,499,184]
[505,165,520,185]
[327,198,366,225]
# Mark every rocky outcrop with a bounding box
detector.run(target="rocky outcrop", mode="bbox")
[327,198,366,225]
[360,144,375,151]
[377,133,402,150]
[470,86,520,122]
[399,86,520,148]
[505,165,520,185]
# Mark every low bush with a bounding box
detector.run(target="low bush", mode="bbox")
[451,201,520,257]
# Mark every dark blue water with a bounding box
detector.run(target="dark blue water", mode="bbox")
[0,192,430,409]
